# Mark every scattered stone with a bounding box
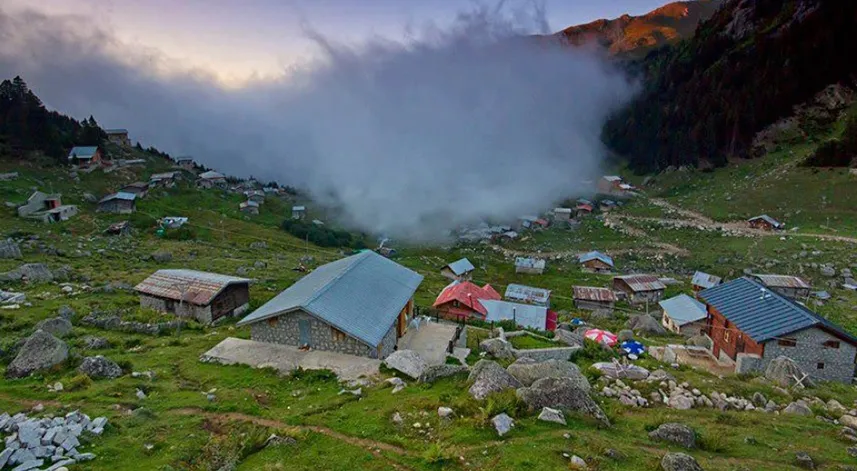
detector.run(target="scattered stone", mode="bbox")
[468,360,521,400]
[752,392,767,407]
[391,412,403,425]
[536,407,566,425]
[569,455,587,469]
[491,413,514,437]
[506,358,590,391]
[795,451,814,469]
[264,434,297,447]
[591,362,649,380]
[649,423,696,449]
[419,364,469,383]
[383,350,428,380]
[385,377,407,394]
[150,251,172,263]
[479,337,515,360]
[661,452,703,471]
[82,336,110,349]
[0,263,54,283]
[34,318,73,338]
[438,407,454,419]
[57,306,75,320]
[765,356,814,388]
[0,239,22,259]
[136,389,147,400]
[516,377,610,427]
[783,400,812,416]
[6,330,69,379]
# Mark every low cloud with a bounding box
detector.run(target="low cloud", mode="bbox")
[0,3,635,241]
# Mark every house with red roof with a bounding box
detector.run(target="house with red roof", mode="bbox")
[433,281,501,321]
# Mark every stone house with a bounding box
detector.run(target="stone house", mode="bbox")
[553,207,573,222]
[120,182,149,198]
[750,274,812,299]
[612,274,666,305]
[105,129,130,146]
[150,171,181,188]
[237,251,423,359]
[578,251,614,273]
[67,146,102,168]
[440,258,475,281]
[135,269,251,324]
[699,277,857,383]
[572,286,616,311]
[659,294,707,336]
[97,192,137,214]
[175,156,195,170]
[17,191,78,223]
[197,171,226,189]
[597,175,623,194]
[239,200,259,215]
[748,214,784,231]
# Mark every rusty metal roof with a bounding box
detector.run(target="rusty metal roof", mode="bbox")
[573,286,617,302]
[614,274,666,292]
[505,283,551,305]
[751,274,810,290]
[135,269,250,306]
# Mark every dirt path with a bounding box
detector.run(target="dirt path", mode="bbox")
[171,408,415,470]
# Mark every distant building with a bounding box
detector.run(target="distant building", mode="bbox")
[175,156,195,170]
[575,203,594,217]
[504,283,551,307]
[750,274,812,299]
[612,274,666,305]
[135,269,251,325]
[481,300,557,332]
[105,220,131,236]
[120,182,149,199]
[748,215,784,231]
[67,146,102,168]
[659,294,707,336]
[160,217,188,229]
[244,190,265,204]
[240,200,259,215]
[97,192,137,214]
[700,277,857,383]
[518,215,539,230]
[104,129,130,147]
[237,251,422,359]
[150,171,181,188]
[599,200,618,212]
[17,191,78,223]
[572,286,617,311]
[578,251,614,273]
[292,205,306,220]
[197,171,226,189]
[597,175,623,194]
[433,280,502,321]
[691,271,722,292]
[440,258,475,281]
[515,257,545,275]
[553,207,573,222]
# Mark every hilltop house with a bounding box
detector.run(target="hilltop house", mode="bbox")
[97,192,137,214]
[481,300,557,332]
[239,200,259,215]
[750,274,812,299]
[613,274,666,305]
[135,269,251,324]
[440,258,475,281]
[244,190,265,204]
[553,207,573,222]
[578,251,614,273]
[17,191,78,223]
[597,175,623,194]
[748,215,784,231]
[105,129,130,146]
[150,171,180,188]
[691,271,722,292]
[433,280,502,321]
[572,286,617,311]
[504,283,551,307]
[67,146,102,168]
[175,156,194,170]
[120,182,149,198]
[515,257,545,275]
[659,294,708,336]
[237,251,423,359]
[197,171,226,189]
[575,203,594,217]
[292,206,306,220]
[699,277,857,383]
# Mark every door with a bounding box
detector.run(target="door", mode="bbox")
[298,319,311,347]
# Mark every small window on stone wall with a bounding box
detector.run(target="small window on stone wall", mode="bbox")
[331,327,346,342]
[817,362,825,370]
[777,338,797,347]
[267,317,278,327]
[824,340,840,349]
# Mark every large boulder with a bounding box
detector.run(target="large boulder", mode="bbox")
[506,359,590,391]
[35,317,73,338]
[491,413,514,437]
[649,423,697,449]
[78,356,123,379]
[0,263,53,283]
[479,338,515,360]
[468,360,521,400]
[151,251,173,263]
[783,401,812,416]
[383,350,427,380]
[0,239,22,259]
[661,452,703,471]
[419,364,469,383]
[765,356,814,388]
[686,335,713,349]
[6,330,68,378]
[516,377,610,427]
[626,314,667,335]
[592,362,650,380]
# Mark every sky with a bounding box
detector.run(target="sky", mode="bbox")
[4,0,668,86]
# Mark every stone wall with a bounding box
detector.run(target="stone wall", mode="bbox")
[762,327,856,383]
[139,294,212,324]
[574,300,614,311]
[735,353,764,374]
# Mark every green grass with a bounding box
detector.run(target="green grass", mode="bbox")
[507,335,557,350]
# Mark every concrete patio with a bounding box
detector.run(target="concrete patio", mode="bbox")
[397,320,465,365]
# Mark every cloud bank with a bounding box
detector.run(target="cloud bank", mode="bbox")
[0,4,635,241]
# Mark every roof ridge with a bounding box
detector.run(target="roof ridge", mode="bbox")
[740,276,820,327]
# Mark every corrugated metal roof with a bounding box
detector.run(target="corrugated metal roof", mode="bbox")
[515,257,545,269]
[199,171,225,180]
[433,281,501,315]
[748,214,783,228]
[659,294,707,326]
[151,172,178,180]
[603,175,622,181]
[751,274,811,290]
[67,146,98,160]
[104,129,128,134]
[504,283,551,305]
[578,251,614,267]
[553,207,572,214]
[237,251,423,347]
[292,206,306,211]
[240,200,259,208]
[692,271,722,289]
[572,286,617,302]
[122,182,148,190]
[482,300,547,331]
[135,269,251,306]
[699,277,857,343]
[98,192,137,204]
[614,274,665,292]
[444,258,475,276]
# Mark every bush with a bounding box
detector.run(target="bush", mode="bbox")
[569,339,619,364]
[421,441,452,465]
[66,374,92,391]
[289,367,336,383]
[280,219,365,249]
[480,389,526,420]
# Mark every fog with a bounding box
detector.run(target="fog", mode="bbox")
[0,4,635,241]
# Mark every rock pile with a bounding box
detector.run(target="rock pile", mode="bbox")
[81,313,184,335]
[0,410,107,469]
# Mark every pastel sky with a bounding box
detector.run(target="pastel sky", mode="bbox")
[5,0,667,85]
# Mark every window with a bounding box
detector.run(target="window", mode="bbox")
[777,338,797,347]
[267,317,278,327]
[817,362,825,370]
[331,327,346,342]
[453,300,459,308]
[723,331,731,343]
[824,340,840,349]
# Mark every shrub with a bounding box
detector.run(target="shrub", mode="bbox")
[569,339,618,363]
[66,374,92,391]
[422,441,452,465]
[480,389,526,420]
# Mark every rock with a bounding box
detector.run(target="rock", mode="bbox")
[569,455,587,469]
[438,407,454,419]
[264,434,296,447]
[648,369,675,382]
[847,446,857,458]
[795,451,814,469]
[661,452,703,471]
[821,266,836,277]
[783,401,812,416]
[617,329,634,342]
[686,335,712,349]
[57,306,75,320]
[827,399,846,416]
[82,336,110,349]
[0,263,53,283]
[150,251,172,263]
[83,192,97,203]
[250,241,268,249]
[78,356,123,379]
[506,358,590,391]
[491,413,514,437]
[668,395,694,410]
[391,412,403,425]
[479,337,514,360]
[385,377,406,394]
[840,414,857,429]
[626,314,667,335]
[592,362,649,380]
[35,318,72,338]
[419,364,469,383]
[468,360,521,400]
[537,407,566,425]
[0,239,22,259]
[649,423,696,449]
[253,261,267,269]
[516,377,610,427]
[752,392,767,407]
[136,389,147,400]
[6,330,69,378]
[383,350,427,380]
[765,356,814,388]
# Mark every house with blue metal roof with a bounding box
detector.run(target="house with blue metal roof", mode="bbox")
[67,146,102,168]
[237,251,423,359]
[699,277,857,383]
[97,192,137,214]
[659,294,707,336]
[578,251,614,273]
[440,258,475,281]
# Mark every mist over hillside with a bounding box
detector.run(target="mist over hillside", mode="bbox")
[0,4,635,240]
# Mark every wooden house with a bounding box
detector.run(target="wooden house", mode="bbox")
[67,146,102,168]
[578,251,614,273]
[504,283,551,307]
[691,271,722,292]
[750,274,811,299]
[433,280,502,322]
[292,206,306,220]
[440,258,475,281]
[659,294,707,336]
[515,257,545,275]
[97,192,137,214]
[136,269,251,325]
[612,274,666,305]
[572,286,617,311]
[120,182,149,199]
